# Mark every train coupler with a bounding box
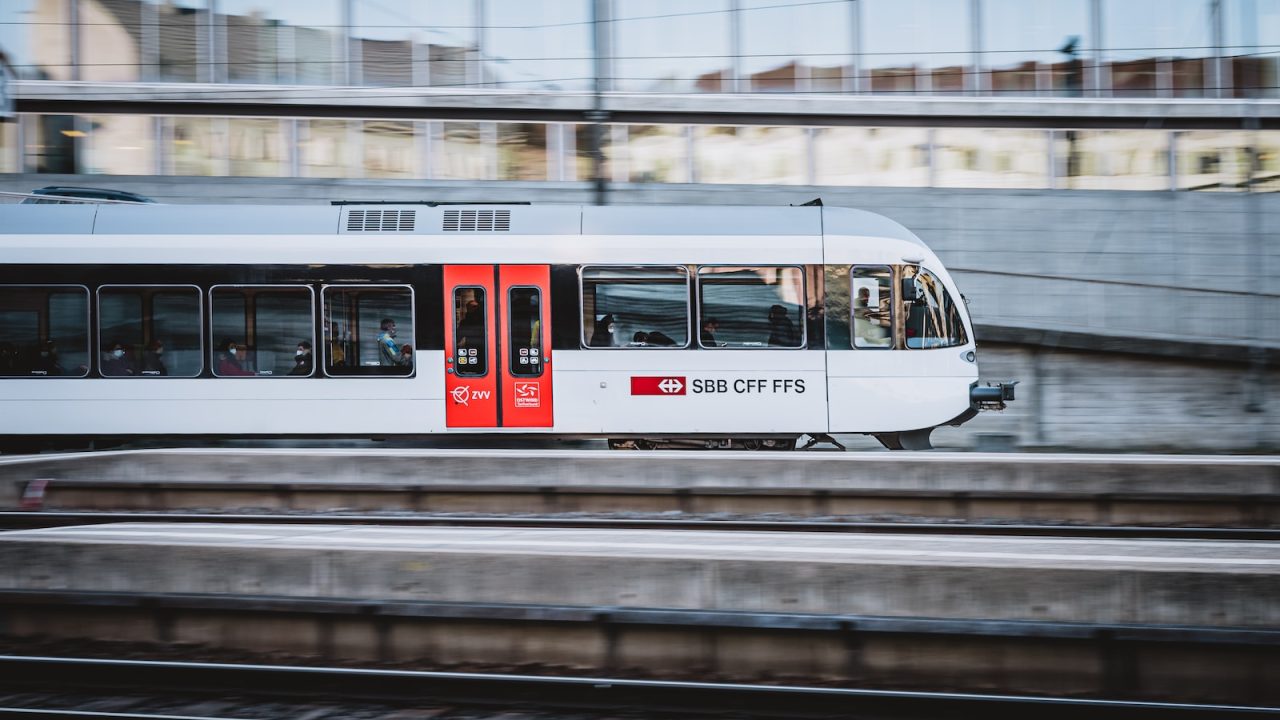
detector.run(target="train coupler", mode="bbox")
[970,381,1018,411]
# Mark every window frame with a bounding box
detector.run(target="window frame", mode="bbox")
[850,265,895,350]
[95,283,204,379]
[0,284,92,379]
[507,284,544,378]
[451,284,490,378]
[577,265,692,350]
[208,284,317,379]
[320,283,416,378]
[695,265,807,350]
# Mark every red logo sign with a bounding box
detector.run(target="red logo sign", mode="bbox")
[631,376,686,395]
[514,381,540,408]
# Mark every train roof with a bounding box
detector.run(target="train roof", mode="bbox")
[0,203,925,246]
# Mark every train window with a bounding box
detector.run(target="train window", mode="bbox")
[852,267,893,349]
[903,267,968,349]
[580,267,689,348]
[210,286,315,378]
[0,286,90,377]
[322,286,415,377]
[697,267,805,349]
[508,287,542,378]
[453,287,488,377]
[97,286,202,378]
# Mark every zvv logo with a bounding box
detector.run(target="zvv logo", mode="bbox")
[451,386,493,406]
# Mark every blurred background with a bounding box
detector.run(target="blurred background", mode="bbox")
[0,0,1275,452]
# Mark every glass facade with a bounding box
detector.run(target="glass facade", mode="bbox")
[983,0,1091,95]
[351,0,477,87]
[436,121,491,180]
[1226,0,1280,98]
[0,0,73,81]
[613,0,732,92]
[299,119,351,178]
[0,121,17,173]
[7,112,1277,192]
[1055,130,1170,190]
[219,1,343,85]
[0,0,1271,97]
[484,0,591,91]
[229,118,287,177]
[740,0,852,92]
[0,2,1275,193]
[861,0,971,93]
[496,123,548,181]
[813,127,930,187]
[694,126,807,184]
[84,115,154,175]
[933,129,1049,188]
[24,114,80,174]
[1102,0,1213,97]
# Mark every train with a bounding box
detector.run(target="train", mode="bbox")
[0,201,1013,451]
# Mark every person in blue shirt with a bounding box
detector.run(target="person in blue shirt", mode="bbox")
[377,318,407,367]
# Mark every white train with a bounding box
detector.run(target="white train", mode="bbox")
[0,202,1013,451]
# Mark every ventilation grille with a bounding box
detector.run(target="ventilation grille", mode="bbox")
[443,209,511,232]
[346,209,416,232]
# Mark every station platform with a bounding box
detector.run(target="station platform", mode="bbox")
[3,448,1277,495]
[4,449,1279,526]
[2,522,1277,628]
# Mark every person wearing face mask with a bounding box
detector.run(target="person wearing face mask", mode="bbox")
[289,340,313,376]
[102,340,134,376]
[33,340,63,376]
[216,338,253,376]
[141,339,167,376]
[377,318,407,367]
[590,313,618,347]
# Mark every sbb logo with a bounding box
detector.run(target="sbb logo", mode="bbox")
[630,376,686,395]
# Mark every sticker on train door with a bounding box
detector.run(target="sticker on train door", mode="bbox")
[513,381,540,408]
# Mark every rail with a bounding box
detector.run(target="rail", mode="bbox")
[0,656,1271,719]
[2,511,1276,540]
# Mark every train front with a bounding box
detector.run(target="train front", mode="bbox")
[822,206,1015,450]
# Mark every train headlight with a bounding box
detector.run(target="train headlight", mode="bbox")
[963,350,976,363]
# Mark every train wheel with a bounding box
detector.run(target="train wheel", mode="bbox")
[741,439,762,451]
[762,438,797,451]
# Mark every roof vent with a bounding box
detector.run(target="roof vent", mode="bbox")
[443,209,511,232]
[347,209,416,232]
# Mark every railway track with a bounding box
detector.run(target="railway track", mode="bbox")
[2,510,1277,540]
[0,656,1272,720]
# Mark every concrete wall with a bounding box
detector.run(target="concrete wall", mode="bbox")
[2,174,1275,450]
[928,343,1278,452]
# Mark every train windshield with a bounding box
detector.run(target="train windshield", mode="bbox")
[903,267,968,349]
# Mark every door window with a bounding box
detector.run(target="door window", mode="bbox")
[453,287,487,376]
[508,287,542,377]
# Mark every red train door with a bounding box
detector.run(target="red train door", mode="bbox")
[443,265,553,428]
